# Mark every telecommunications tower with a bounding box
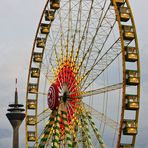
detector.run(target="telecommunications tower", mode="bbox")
[6,79,25,148]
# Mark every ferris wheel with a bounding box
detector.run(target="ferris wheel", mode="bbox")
[25,0,140,147]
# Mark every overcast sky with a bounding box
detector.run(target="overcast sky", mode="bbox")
[0,0,147,147]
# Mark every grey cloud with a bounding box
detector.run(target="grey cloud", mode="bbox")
[0,0,148,147]
[0,128,12,139]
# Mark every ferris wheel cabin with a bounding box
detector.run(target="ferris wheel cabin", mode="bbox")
[36,38,46,48]
[31,68,40,78]
[45,10,55,21]
[27,100,37,110]
[50,0,60,10]
[33,52,43,63]
[40,23,51,34]
[119,7,130,22]
[125,95,139,110]
[125,47,138,62]
[126,70,140,85]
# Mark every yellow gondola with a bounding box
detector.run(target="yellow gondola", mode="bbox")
[125,95,139,110]
[33,52,43,63]
[50,0,60,10]
[120,7,130,22]
[31,68,40,78]
[45,10,55,21]
[27,116,36,125]
[28,132,36,141]
[28,83,38,94]
[125,47,138,62]
[123,120,137,135]
[27,100,36,109]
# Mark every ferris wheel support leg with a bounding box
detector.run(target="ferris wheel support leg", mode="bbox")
[62,111,73,147]
[81,113,93,147]
[52,110,61,148]
[39,112,55,147]
[86,112,106,148]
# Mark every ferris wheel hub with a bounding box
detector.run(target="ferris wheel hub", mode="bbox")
[47,82,71,110]
[47,83,60,110]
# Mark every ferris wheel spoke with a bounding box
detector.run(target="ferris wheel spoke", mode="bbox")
[53,2,80,50]
[70,0,83,60]
[40,59,56,81]
[86,112,106,148]
[58,11,64,63]
[46,2,82,66]
[83,103,118,129]
[47,17,67,64]
[69,38,121,92]
[81,38,121,91]
[49,59,58,76]
[66,104,73,121]
[70,3,116,89]
[65,0,72,61]
[79,1,112,75]
[58,7,72,64]
[80,83,122,98]
[47,36,61,71]
[69,83,122,100]
[80,15,116,79]
[73,0,94,65]
[82,2,112,54]
[35,63,54,84]
[34,91,48,96]
[53,47,60,68]
[35,108,51,124]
